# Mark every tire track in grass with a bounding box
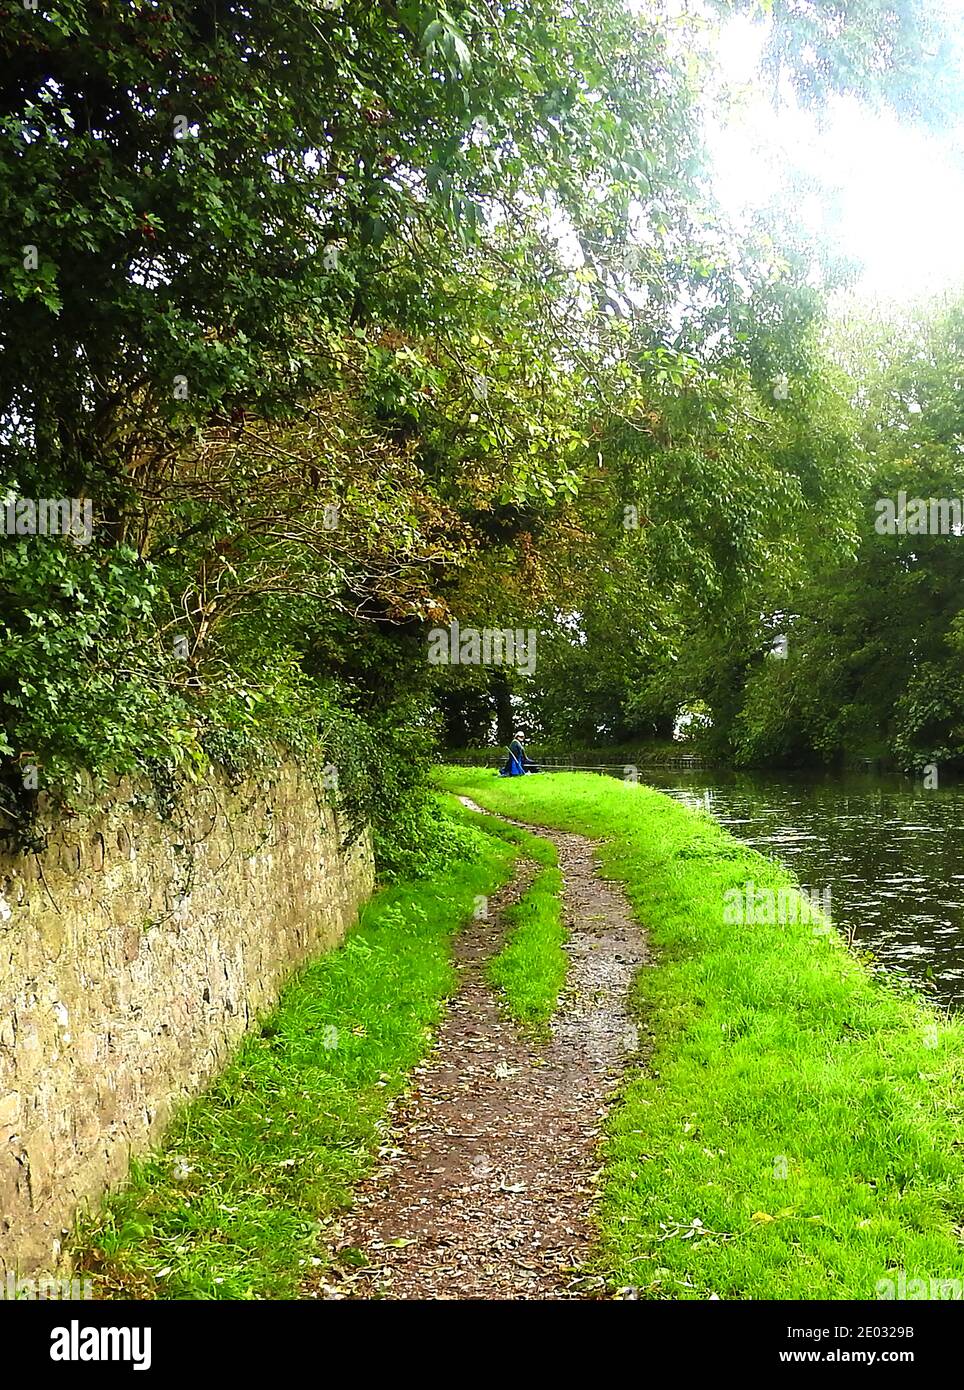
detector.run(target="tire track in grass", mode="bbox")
[310,797,647,1300]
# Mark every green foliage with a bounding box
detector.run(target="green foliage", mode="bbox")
[710,297,964,770]
[2,0,960,828]
[0,0,703,820]
[0,538,195,800]
[372,790,496,882]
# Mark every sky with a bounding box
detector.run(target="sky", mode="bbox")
[706,12,964,306]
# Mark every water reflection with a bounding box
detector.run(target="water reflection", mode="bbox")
[643,768,964,1007]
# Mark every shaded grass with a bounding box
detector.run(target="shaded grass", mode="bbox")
[436,767,964,1301]
[72,812,515,1300]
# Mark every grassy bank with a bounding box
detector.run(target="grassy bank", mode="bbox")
[72,809,517,1300]
[437,766,964,1300]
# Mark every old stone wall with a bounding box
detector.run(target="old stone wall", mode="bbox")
[0,763,374,1274]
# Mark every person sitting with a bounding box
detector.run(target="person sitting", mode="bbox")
[499,731,541,776]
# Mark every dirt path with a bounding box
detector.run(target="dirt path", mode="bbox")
[313,799,647,1300]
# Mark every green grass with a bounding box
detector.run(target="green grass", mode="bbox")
[488,864,566,1037]
[72,811,516,1300]
[452,800,567,1036]
[436,766,964,1300]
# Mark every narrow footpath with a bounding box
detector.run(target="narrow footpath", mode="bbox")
[310,798,647,1299]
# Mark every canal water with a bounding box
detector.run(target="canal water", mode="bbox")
[641,768,964,1009]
